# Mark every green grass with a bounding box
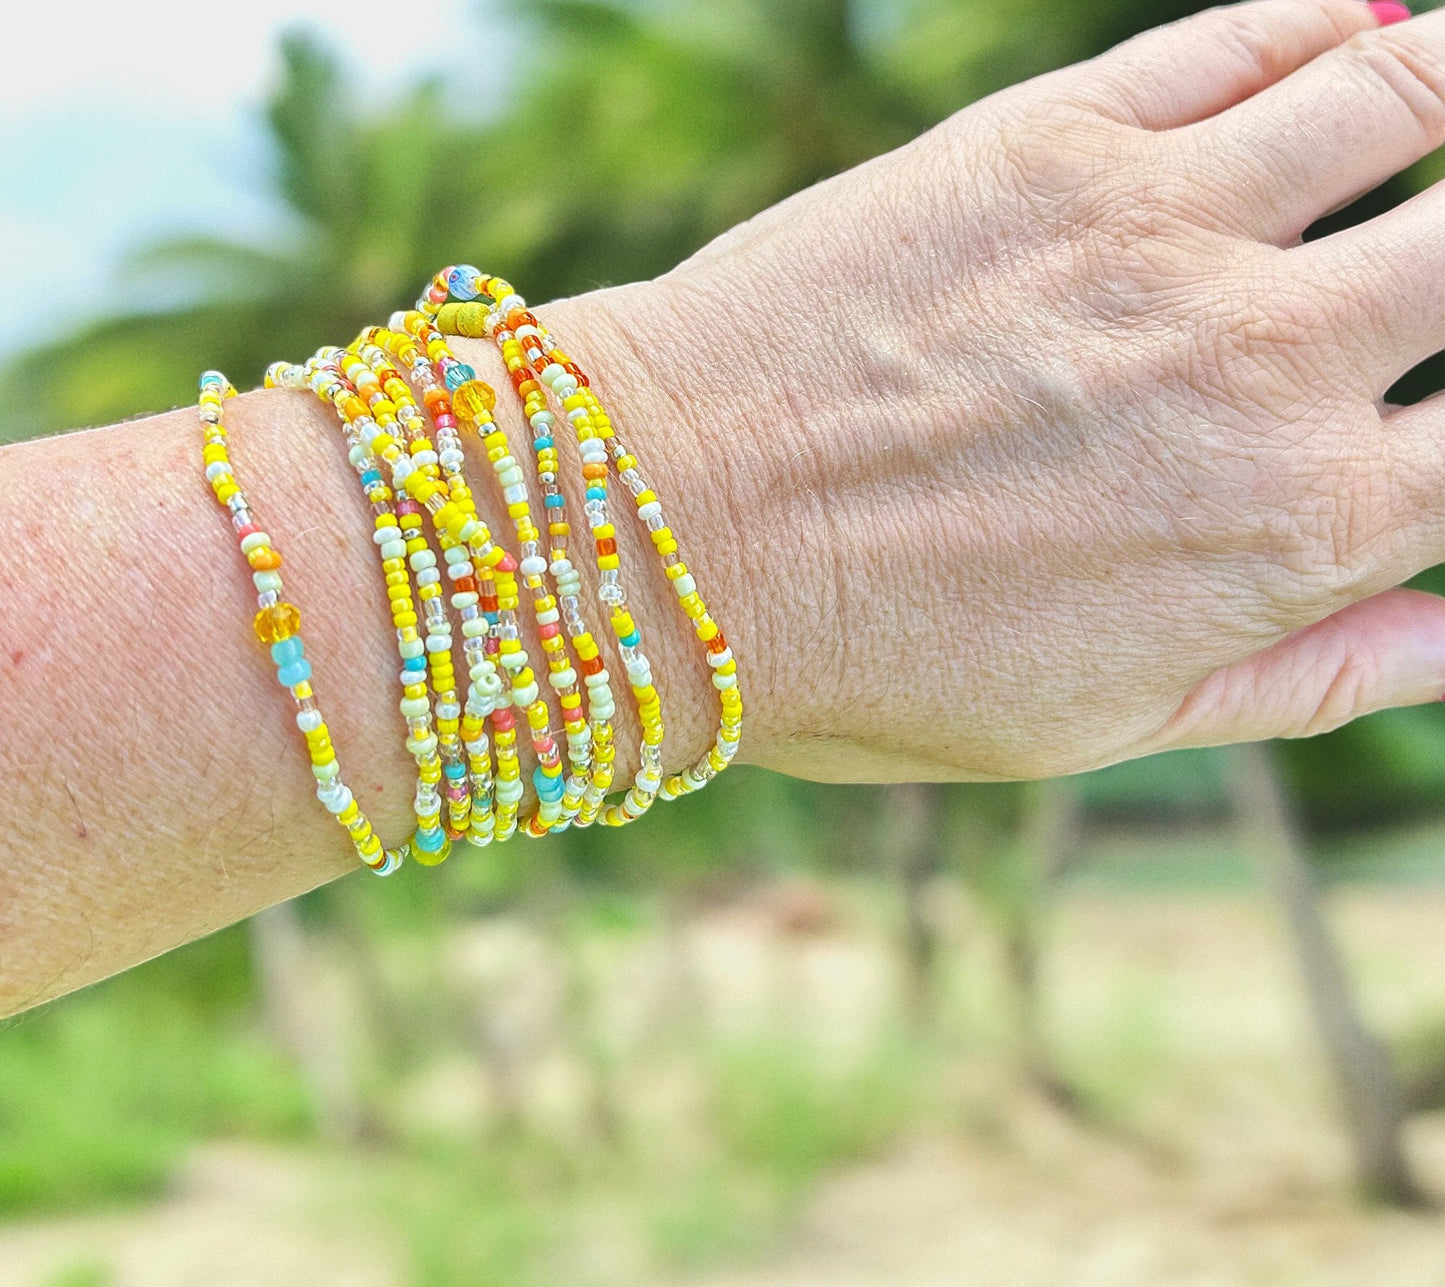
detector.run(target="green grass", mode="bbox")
[0,926,309,1215]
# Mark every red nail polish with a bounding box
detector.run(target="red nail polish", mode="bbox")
[1367,1,1411,25]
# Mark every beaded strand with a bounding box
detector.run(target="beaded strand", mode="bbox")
[433,271,742,820]
[376,311,618,832]
[198,371,401,875]
[265,352,462,864]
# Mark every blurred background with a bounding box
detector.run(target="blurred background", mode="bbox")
[6,0,1445,1282]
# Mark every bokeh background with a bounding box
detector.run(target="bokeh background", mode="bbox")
[7,0,1445,1282]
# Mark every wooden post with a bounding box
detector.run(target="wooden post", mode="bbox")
[1226,742,1423,1206]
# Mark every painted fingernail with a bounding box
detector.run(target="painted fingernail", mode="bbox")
[1367,1,1411,25]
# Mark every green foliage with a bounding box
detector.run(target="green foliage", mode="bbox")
[0,928,309,1215]
[42,1264,113,1287]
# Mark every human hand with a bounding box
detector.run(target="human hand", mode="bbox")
[568,0,1445,782]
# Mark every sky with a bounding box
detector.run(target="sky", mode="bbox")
[0,0,508,358]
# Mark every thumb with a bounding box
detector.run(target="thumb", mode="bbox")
[1150,588,1445,750]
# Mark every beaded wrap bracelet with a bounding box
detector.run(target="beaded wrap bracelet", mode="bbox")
[200,269,741,873]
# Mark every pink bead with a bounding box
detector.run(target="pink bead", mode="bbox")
[538,623,560,640]
[496,553,517,572]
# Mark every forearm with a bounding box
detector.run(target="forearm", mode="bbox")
[0,284,765,1014]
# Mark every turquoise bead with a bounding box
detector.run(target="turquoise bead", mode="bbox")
[533,766,565,802]
[270,636,304,666]
[277,658,312,687]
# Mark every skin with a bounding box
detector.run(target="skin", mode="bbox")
[5,0,1445,1014]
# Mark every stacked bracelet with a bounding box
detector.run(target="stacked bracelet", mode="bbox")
[431,269,743,817]
[201,268,741,873]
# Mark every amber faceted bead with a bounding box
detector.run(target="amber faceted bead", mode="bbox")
[253,601,302,645]
[450,379,496,421]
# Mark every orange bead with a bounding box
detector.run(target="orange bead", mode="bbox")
[253,601,302,644]
[248,546,283,571]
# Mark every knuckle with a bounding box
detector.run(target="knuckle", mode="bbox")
[1295,641,1385,738]
[1196,7,1295,87]
[985,93,1141,212]
[1343,30,1445,140]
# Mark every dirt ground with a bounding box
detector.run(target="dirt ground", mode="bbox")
[7,886,1445,1287]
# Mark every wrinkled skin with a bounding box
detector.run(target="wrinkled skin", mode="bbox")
[579,0,1445,781]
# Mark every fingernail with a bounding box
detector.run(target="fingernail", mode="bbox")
[1367,1,1411,25]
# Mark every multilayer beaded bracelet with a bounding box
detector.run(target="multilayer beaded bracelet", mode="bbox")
[201,268,741,871]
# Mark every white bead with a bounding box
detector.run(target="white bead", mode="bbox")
[296,709,324,732]
[492,454,517,473]
[451,592,480,609]
[373,526,402,545]
[512,681,539,707]
[312,761,341,783]
[540,362,566,387]
[496,777,524,805]
[205,461,231,483]
[406,733,438,757]
[519,556,547,577]
[425,634,452,652]
[462,619,489,638]
[502,484,526,505]
[549,667,577,691]
[318,783,352,814]
[254,570,283,593]
[530,410,555,430]
[591,700,616,722]
[537,606,559,625]
[706,647,733,668]
[712,672,737,690]
[400,696,430,718]
[637,501,662,521]
[240,531,271,555]
[672,574,696,597]
[444,544,471,565]
[579,438,607,462]
[380,539,407,561]
[499,466,525,489]
[499,650,528,671]
[410,549,437,569]
[584,670,611,688]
